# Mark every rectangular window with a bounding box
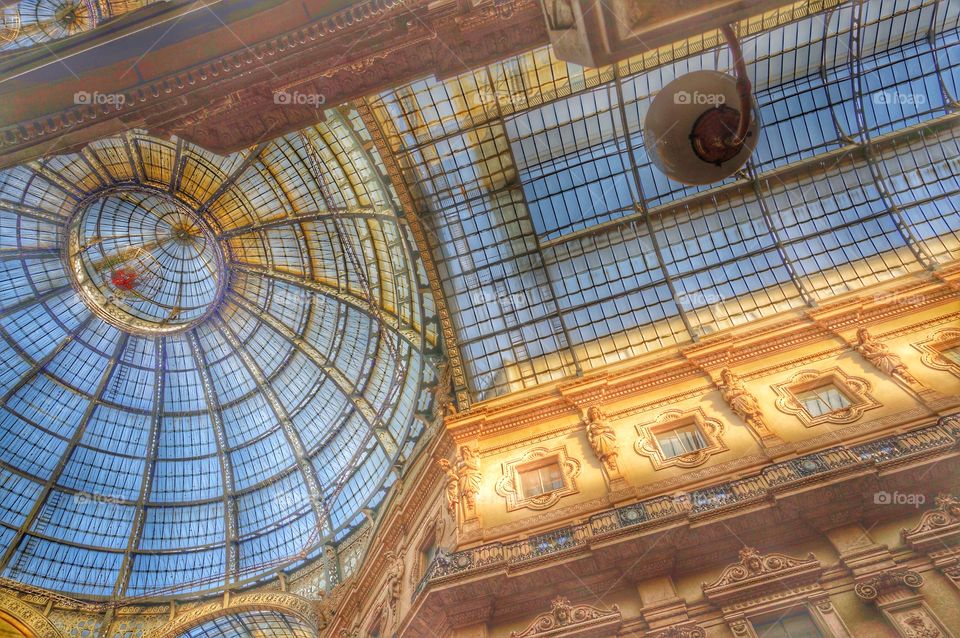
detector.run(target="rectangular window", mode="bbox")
[796,384,852,417]
[655,423,707,458]
[752,610,824,638]
[942,346,960,366]
[419,533,438,579]
[519,461,565,498]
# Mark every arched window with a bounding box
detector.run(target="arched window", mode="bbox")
[177,611,315,638]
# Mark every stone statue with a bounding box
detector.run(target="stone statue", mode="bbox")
[855,327,918,384]
[437,458,459,514]
[384,549,404,612]
[456,446,482,511]
[719,368,774,439]
[433,362,457,418]
[584,406,619,472]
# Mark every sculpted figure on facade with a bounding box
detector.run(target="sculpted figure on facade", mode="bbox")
[433,361,457,419]
[384,549,404,612]
[855,327,918,384]
[584,406,619,472]
[718,368,775,439]
[456,445,482,512]
[437,458,459,514]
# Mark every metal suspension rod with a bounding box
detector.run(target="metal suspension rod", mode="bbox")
[720,23,752,148]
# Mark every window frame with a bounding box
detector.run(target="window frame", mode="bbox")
[635,408,727,469]
[773,368,880,427]
[495,446,581,511]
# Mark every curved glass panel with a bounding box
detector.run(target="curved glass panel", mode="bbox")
[0,0,157,51]
[0,119,438,599]
[177,611,314,638]
[368,0,960,399]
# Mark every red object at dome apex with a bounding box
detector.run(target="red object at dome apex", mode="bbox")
[111,267,139,291]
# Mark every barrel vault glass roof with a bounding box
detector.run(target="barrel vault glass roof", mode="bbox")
[0,111,439,599]
[179,610,315,638]
[0,0,156,51]
[367,0,960,401]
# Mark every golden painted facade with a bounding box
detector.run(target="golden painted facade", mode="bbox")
[322,270,960,638]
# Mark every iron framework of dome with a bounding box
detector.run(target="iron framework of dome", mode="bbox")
[0,0,156,50]
[0,115,440,599]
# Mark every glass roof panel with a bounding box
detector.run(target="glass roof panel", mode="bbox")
[1,0,158,51]
[370,0,960,400]
[177,610,314,638]
[0,115,438,600]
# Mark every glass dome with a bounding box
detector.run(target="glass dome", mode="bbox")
[0,0,157,51]
[0,122,438,600]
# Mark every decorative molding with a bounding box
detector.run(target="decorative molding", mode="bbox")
[853,569,924,601]
[773,367,880,427]
[902,493,960,553]
[702,548,822,605]
[896,611,946,638]
[914,328,960,378]
[635,408,726,470]
[438,277,956,441]
[645,622,706,638]
[509,596,621,638]
[144,592,317,638]
[495,446,581,511]
[0,591,63,638]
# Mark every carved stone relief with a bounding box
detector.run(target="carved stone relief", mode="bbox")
[914,328,960,377]
[509,596,621,638]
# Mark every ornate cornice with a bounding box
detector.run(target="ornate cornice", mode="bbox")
[902,493,960,553]
[144,592,317,638]
[701,548,822,605]
[0,590,63,638]
[442,276,956,440]
[0,0,549,167]
[509,597,621,638]
[645,622,706,638]
[853,569,924,601]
